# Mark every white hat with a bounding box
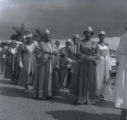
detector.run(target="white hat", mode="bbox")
[84,26,94,34]
[66,38,72,43]
[88,26,93,32]
[73,34,80,39]
[45,29,50,35]
[26,33,33,38]
[99,31,106,35]
[23,35,27,39]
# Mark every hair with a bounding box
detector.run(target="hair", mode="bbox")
[83,31,94,36]
[98,33,105,37]
[83,30,88,35]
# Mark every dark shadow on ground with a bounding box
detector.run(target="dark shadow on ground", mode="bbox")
[49,96,78,106]
[0,79,15,85]
[0,86,31,99]
[46,110,120,120]
[95,101,115,109]
[0,79,117,109]
[50,91,115,107]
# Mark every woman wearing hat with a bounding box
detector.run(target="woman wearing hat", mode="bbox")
[4,42,17,79]
[59,39,74,89]
[69,34,83,102]
[32,29,60,99]
[70,26,97,104]
[96,31,111,101]
[0,45,4,73]
[17,33,36,91]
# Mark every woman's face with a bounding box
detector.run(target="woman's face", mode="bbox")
[26,38,33,44]
[84,31,92,40]
[55,41,60,47]
[44,34,50,42]
[66,42,71,48]
[99,35,105,42]
[22,37,27,44]
[73,38,79,44]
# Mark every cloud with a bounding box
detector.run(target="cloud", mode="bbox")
[0,0,127,39]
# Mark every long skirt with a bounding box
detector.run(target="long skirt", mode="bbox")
[18,68,35,88]
[0,58,6,73]
[96,57,111,97]
[4,55,13,79]
[70,60,97,104]
[59,67,71,89]
[12,63,20,83]
[18,53,36,88]
[0,59,3,73]
[32,63,59,99]
[4,64,13,79]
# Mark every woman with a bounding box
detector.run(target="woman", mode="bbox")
[59,39,74,89]
[96,31,111,101]
[55,40,61,51]
[70,27,97,104]
[114,28,127,120]
[69,34,82,101]
[18,33,36,91]
[0,46,4,73]
[33,29,59,99]
[54,40,61,86]
[4,43,17,79]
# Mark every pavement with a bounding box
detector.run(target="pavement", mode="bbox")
[0,73,121,120]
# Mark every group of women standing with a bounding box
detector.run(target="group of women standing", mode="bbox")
[3,27,112,104]
[8,30,60,100]
[3,25,127,120]
[69,27,111,104]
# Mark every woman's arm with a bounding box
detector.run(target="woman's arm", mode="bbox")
[17,45,24,68]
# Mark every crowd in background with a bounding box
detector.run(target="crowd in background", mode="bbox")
[0,26,115,105]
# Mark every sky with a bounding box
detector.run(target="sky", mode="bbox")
[0,0,127,40]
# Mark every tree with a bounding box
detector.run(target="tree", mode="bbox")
[11,24,26,41]
[10,34,18,40]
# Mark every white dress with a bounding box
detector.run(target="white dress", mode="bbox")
[115,32,127,109]
[96,43,111,97]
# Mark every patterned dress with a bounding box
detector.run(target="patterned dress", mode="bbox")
[4,47,17,79]
[33,41,59,99]
[18,43,36,88]
[59,46,74,88]
[70,40,97,104]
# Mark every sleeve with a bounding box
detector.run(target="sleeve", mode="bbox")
[96,44,100,59]
[74,43,82,55]
[17,45,23,67]
[34,43,42,57]
[59,47,65,57]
